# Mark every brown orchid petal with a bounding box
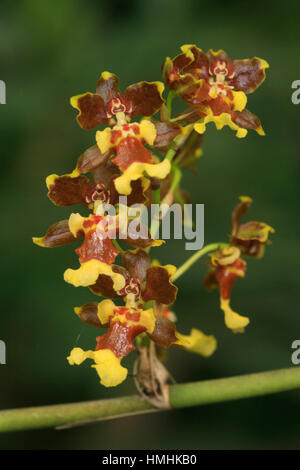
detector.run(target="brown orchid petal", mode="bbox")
[148,317,178,348]
[32,219,79,248]
[110,178,147,206]
[153,121,182,148]
[89,266,129,298]
[207,95,233,115]
[77,145,110,174]
[232,238,266,258]
[231,196,253,235]
[121,250,151,283]
[75,227,119,264]
[71,93,109,130]
[173,107,204,124]
[229,58,269,94]
[182,46,210,78]
[123,81,164,118]
[91,159,121,187]
[163,45,208,82]
[124,224,160,249]
[172,49,194,71]
[233,108,265,135]
[142,266,177,305]
[232,221,275,258]
[168,74,204,101]
[207,48,228,63]
[112,136,153,171]
[163,46,210,102]
[236,221,274,242]
[47,175,90,206]
[74,302,108,328]
[96,72,119,105]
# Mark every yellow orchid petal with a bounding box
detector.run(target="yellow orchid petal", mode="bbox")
[139,119,156,145]
[180,44,196,61]
[137,308,156,334]
[194,111,248,138]
[114,158,171,195]
[232,91,247,112]
[64,259,125,289]
[97,299,115,325]
[163,264,177,278]
[92,349,128,387]
[151,239,165,247]
[67,347,127,388]
[68,213,85,237]
[221,298,250,333]
[177,329,217,357]
[96,128,112,154]
[32,236,45,247]
[67,347,94,365]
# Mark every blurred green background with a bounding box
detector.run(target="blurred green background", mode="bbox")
[0,0,299,450]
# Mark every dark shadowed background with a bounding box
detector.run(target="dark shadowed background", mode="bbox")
[0,0,299,450]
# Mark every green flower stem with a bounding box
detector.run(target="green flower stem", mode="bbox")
[149,163,180,241]
[172,242,228,282]
[166,90,175,115]
[1,367,300,432]
[170,164,182,194]
[151,188,160,205]
[165,148,176,162]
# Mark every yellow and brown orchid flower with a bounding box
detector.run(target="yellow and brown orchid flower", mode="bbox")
[163,45,268,137]
[63,213,123,290]
[68,299,156,387]
[95,121,172,196]
[204,246,249,333]
[72,298,216,388]
[230,196,275,258]
[46,145,151,210]
[71,71,165,130]
[70,71,181,195]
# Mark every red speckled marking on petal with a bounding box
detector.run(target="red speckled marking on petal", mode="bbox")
[110,129,122,146]
[82,215,104,229]
[95,321,146,358]
[75,227,119,264]
[112,136,152,171]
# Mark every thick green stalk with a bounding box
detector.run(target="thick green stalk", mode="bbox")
[1,367,300,432]
[169,367,300,407]
[0,396,156,432]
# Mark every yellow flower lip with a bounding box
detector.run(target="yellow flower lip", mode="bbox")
[114,158,171,195]
[194,112,248,138]
[177,328,217,357]
[67,347,127,388]
[64,259,125,290]
[221,298,250,334]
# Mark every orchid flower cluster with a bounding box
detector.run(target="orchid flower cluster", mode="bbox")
[33,45,274,388]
